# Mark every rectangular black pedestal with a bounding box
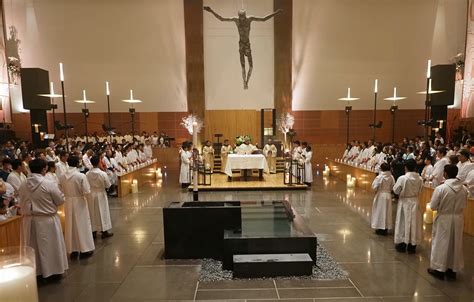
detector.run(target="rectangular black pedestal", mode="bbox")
[233,253,313,278]
[163,201,241,259]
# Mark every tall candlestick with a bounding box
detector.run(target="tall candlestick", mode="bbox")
[50,82,54,94]
[59,62,64,82]
[374,79,378,94]
[106,81,110,96]
[82,90,87,101]
[427,59,431,79]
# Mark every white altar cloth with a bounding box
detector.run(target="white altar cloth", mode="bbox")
[224,154,269,177]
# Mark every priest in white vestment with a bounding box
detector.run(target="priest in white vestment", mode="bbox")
[393,159,423,253]
[427,164,467,280]
[202,141,215,173]
[59,156,95,258]
[371,163,395,235]
[86,156,114,238]
[220,139,233,174]
[179,143,193,188]
[236,139,258,155]
[302,145,313,185]
[19,159,68,278]
[55,151,69,180]
[263,139,277,174]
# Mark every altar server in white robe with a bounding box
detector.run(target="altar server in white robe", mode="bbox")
[202,140,215,173]
[179,142,193,188]
[456,149,473,182]
[86,156,114,239]
[19,158,68,278]
[7,159,27,198]
[82,149,94,172]
[59,156,95,258]
[144,140,153,159]
[427,164,467,280]
[302,145,313,185]
[263,139,278,174]
[220,139,233,173]
[55,151,69,179]
[430,147,450,187]
[393,159,423,253]
[371,163,395,235]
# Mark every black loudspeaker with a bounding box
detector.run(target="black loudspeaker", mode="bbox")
[30,109,48,148]
[20,68,51,110]
[430,64,456,106]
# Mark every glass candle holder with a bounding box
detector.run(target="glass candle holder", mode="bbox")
[0,246,39,302]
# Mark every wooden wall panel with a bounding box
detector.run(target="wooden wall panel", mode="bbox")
[204,110,261,146]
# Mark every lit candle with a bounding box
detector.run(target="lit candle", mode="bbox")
[106,81,110,96]
[131,179,138,193]
[393,87,397,98]
[427,59,431,79]
[428,78,432,93]
[374,79,378,94]
[59,62,64,82]
[347,87,351,98]
[424,204,433,224]
[50,82,55,95]
[130,89,134,100]
[82,90,87,101]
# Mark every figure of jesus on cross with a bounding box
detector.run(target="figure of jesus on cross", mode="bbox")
[204,6,282,89]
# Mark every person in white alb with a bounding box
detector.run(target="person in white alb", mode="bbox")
[82,149,94,172]
[371,163,395,235]
[59,156,95,259]
[430,147,450,187]
[220,139,233,173]
[456,149,473,182]
[19,159,68,280]
[427,164,467,280]
[302,145,313,185]
[202,140,215,173]
[263,139,278,174]
[393,159,423,254]
[236,138,257,155]
[55,151,69,180]
[144,140,153,159]
[86,156,114,239]
[421,156,434,182]
[179,142,193,188]
[7,159,27,198]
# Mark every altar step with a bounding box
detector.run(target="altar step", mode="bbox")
[211,156,286,173]
[233,253,313,278]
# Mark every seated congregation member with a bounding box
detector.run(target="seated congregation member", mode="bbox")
[45,161,59,184]
[302,145,313,185]
[82,149,94,172]
[19,158,68,280]
[144,140,153,159]
[179,142,193,188]
[7,159,27,198]
[86,156,114,239]
[371,163,395,235]
[202,140,215,173]
[45,147,58,162]
[393,159,423,253]
[102,150,118,196]
[0,158,12,181]
[220,139,233,173]
[263,139,277,174]
[137,144,147,162]
[21,152,32,176]
[456,149,473,182]
[427,164,467,280]
[430,147,449,187]
[421,156,434,182]
[60,156,94,259]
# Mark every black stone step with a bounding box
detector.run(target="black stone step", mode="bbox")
[233,253,313,278]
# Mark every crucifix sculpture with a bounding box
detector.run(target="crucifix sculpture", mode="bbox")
[204,6,282,89]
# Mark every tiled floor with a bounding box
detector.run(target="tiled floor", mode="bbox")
[38,172,474,301]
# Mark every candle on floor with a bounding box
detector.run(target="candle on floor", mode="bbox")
[424,204,433,224]
[0,246,39,302]
[131,179,138,193]
[156,168,162,179]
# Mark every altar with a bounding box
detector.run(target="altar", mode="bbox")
[224,154,269,180]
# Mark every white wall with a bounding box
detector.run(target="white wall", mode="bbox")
[293,0,467,111]
[203,0,275,110]
[4,0,187,113]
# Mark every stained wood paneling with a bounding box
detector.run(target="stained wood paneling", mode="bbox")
[204,110,261,146]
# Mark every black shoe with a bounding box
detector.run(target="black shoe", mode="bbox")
[102,231,114,239]
[427,268,445,280]
[407,244,417,254]
[79,251,94,259]
[70,252,79,260]
[44,274,63,283]
[92,231,97,239]
[395,243,407,253]
[446,269,457,280]
[380,229,388,236]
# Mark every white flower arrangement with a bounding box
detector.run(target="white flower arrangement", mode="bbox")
[181,114,203,135]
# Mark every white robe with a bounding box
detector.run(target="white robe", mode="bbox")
[303,150,313,183]
[371,171,395,230]
[55,161,69,179]
[456,161,474,183]
[263,144,277,173]
[421,164,434,182]
[82,154,93,171]
[45,172,59,184]
[59,167,95,254]
[429,179,467,272]
[144,145,153,159]
[237,143,257,155]
[431,156,450,187]
[19,174,68,277]
[179,150,192,184]
[86,168,112,232]
[7,170,27,197]
[393,172,423,245]
[220,145,233,173]
[202,146,215,171]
